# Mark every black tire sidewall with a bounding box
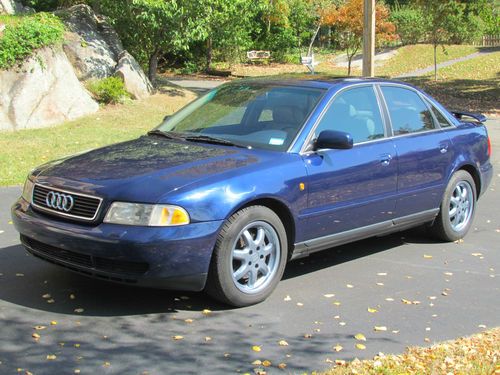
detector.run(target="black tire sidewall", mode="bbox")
[209,206,288,307]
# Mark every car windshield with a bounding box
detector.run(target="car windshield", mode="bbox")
[154,82,325,151]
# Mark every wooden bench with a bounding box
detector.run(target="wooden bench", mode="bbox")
[247,50,271,63]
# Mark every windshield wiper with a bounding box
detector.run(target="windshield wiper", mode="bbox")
[147,130,186,140]
[183,135,247,148]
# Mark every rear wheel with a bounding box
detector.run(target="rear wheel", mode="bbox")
[206,206,288,307]
[429,170,476,241]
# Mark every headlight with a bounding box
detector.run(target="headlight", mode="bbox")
[22,178,35,203]
[103,202,190,226]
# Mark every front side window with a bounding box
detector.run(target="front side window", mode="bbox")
[381,86,435,135]
[314,86,385,144]
[156,83,325,151]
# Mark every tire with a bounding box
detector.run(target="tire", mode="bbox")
[206,206,288,307]
[429,170,477,242]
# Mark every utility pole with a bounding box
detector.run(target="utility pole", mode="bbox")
[362,0,375,77]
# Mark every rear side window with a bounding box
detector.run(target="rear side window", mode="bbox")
[425,99,453,128]
[315,86,385,144]
[381,86,435,135]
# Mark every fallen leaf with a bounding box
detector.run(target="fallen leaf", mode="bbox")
[385,298,394,302]
[34,326,46,330]
[103,362,110,367]
[278,340,289,346]
[377,272,387,276]
[335,359,346,366]
[47,299,55,304]
[204,336,212,342]
[278,363,287,369]
[74,344,80,348]
[367,308,378,313]
[354,333,366,341]
[346,284,354,288]
[444,272,453,276]
[50,321,57,326]
[471,252,483,257]
[333,344,343,352]
[46,355,56,360]
[376,282,384,286]
[184,319,194,324]
[262,360,271,367]
[74,308,84,313]
[42,294,51,299]
[296,302,303,307]
[401,298,412,304]
[424,338,431,343]
[252,360,262,366]
[283,295,291,301]
[202,309,212,315]
[70,294,76,300]
[478,324,486,328]
[442,291,448,296]
[323,294,335,298]
[355,343,366,350]
[374,326,387,332]
[252,345,262,352]
[333,301,341,306]
[304,333,313,339]
[423,254,433,259]
[339,322,346,326]
[172,335,184,340]
[429,296,437,300]
[32,333,40,340]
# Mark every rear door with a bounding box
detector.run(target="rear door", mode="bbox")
[301,85,398,240]
[379,85,453,218]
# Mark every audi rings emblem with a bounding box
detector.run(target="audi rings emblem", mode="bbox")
[46,191,74,212]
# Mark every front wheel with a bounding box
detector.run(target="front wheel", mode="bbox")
[206,206,288,307]
[429,170,477,242]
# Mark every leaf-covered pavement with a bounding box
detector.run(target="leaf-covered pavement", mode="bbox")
[0,120,498,374]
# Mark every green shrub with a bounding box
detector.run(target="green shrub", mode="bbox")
[86,77,131,104]
[390,5,428,45]
[0,13,65,70]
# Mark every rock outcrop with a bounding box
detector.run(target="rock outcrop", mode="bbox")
[115,51,154,100]
[0,47,99,131]
[58,4,153,99]
[57,4,124,80]
[0,0,21,15]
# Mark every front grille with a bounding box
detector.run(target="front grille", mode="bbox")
[32,184,102,221]
[21,236,149,277]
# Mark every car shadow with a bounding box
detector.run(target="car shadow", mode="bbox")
[0,227,440,317]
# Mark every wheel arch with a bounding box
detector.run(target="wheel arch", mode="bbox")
[229,197,296,260]
[456,164,481,198]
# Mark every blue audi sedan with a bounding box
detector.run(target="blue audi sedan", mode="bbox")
[12,78,493,306]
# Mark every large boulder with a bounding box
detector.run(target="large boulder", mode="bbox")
[0,47,99,131]
[0,0,32,14]
[114,51,154,100]
[57,4,124,80]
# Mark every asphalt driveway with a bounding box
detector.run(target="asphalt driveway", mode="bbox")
[0,121,498,374]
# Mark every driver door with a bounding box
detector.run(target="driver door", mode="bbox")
[301,85,398,241]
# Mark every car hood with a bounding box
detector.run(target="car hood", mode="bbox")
[33,136,262,203]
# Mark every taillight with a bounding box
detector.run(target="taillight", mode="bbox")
[487,136,492,157]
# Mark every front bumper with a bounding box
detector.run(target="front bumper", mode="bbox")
[11,198,223,291]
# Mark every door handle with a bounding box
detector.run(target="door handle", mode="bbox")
[379,154,392,166]
[440,145,449,154]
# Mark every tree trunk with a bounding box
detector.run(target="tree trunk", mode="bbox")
[347,55,352,76]
[206,37,213,72]
[433,43,437,81]
[307,24,321,57]
[148,49,160,84]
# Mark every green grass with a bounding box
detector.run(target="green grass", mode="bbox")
[377,44,480,77]
[0,88,196,186]
[317,328,500,375]
[402,51,500,116]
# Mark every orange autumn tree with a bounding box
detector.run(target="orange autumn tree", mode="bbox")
[323,0,396,75]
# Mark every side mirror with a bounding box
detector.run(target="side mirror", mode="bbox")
[315,130,353,150]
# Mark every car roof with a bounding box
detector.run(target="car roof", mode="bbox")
[230,77,416,91]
